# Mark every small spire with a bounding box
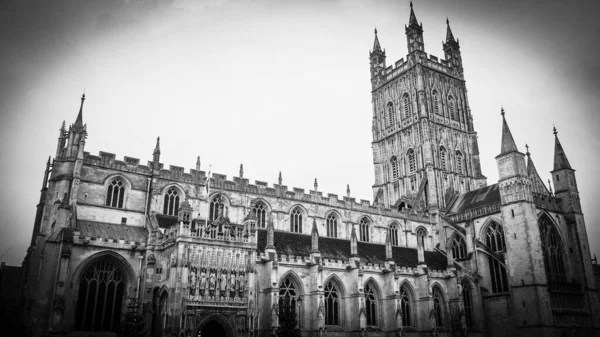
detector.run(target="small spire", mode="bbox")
[525,143,530,156]
[548,178,553,195]
[553,126,572,170]
[346,184,351,198]
[266,218,275,249]
[278,171,282,185]
[445,17,455,42]
[372,27,382,52]
[74,93,85,127]
[314,178,318,191]
[153,137,161,156]
[408,1,419,26]
[60,120,66,132]
[350,225,358,256]
[553,125,558,135]
[499,107,519,155]
[239,163,244,178]
[311,218,319,253]
[385,230,392,261]
[196,156,201,171]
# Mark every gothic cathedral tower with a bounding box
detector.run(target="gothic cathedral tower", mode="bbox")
[370,3,486,213]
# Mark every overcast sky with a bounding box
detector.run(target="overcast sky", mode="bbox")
[1,0,599,266]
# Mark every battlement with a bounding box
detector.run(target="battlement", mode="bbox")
[532,192,563,213]
[82,151,434,222]
[377,53,456,87]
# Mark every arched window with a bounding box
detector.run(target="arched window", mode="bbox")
[462,280,474,327]
[364,283,377,326]
[539,215,567,283]
[290,207,303,233]
[455,151,464,174]
[440,146,447,170]
[279,277,298,316]
[407,149,416,173]
[390,223,399,246]
[485,222,509,293]
[403,93,412,120]
[163,188,180,216]
[417,228,427,250]
[391,156,399,180]
[432,90,441,115]
[106,179,125,208]
[326,213,337,238]
[387,102,396,126]
[324,281,339,326]
[432,286,445,327]
[209,194,226,221]
[359,217,370,242]
[253,202,267,228]
[451,235,467,260]
[399,285,412,327]
[75,257,126,332]
[448,96,455,120]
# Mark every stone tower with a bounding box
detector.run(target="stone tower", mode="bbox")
[370,3,486,213]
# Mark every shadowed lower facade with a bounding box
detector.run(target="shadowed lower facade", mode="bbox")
[19,4,600,337]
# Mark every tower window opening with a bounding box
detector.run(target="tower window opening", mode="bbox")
[387,102,396,127]
[390,224,399,246]
[432,287,445,327]
[440,147,447,170]
[290,208,303,233]
[106,179,125,208]
[448,96,456,120]
[364,283,377,326]
[456,151,463,174]
[253,202,267,228]
[324,281,339,326]
[326,213,338,238]
[403,93,412,120]
[209,194,226,221]
[359,217,370,242]
[163,188,180,216]
[391,156,399,180]
[462,281,474,327]
[400,285,412,327]
[407,149,416,173]
[539,215,567,283]
[451,235,467,260]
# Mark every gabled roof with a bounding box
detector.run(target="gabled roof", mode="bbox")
[446,183,501,214]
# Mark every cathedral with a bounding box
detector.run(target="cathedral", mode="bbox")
[19,4,600,337]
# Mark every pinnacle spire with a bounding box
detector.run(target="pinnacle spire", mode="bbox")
[314,178,318,191]
[372,27,382,52]
[74,93,85,127]
[278,171,282,185]
[153,137,161,156]
[408,1,419,26]
[445,17,455,42]
[553,127,572,170]
[526,144,550,195]
[239,163,244,178]
[196,156,201,171]
[499,107,519,155]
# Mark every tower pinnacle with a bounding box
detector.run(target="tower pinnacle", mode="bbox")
[553,127,572,170]
[445,17,455,42]
[372,27,382,52]
[499,108,518,155]
[74,93,85,127]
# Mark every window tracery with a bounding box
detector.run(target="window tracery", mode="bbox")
[163,188,180,216]
[451,235,467,260]
[440,146,447,170]
[359,217,370,242]
[485,222,509,293]
[390,223,399,246]
[433,287,445,327]
[387,102,396,126]
[253,202,267,228]
[290,208,303,233]
[407,149,416,173]
[279,277,298,317]
[106,179,125,208]
[462,280,474,327]
[209,194,226,221]
[364,283,377,326]
[324,281,339,325]
[539,215,567,282]
[391,156,399,180]
[456,151,463,174]
[403,93,412,119]
[326,213,338,238]
[400,285,412,327]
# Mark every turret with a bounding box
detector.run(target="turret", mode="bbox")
[442,18,463,75]
[405,2,425,54]
[152,137,161,170]
[369,28,386,83]
[551,127,578,204]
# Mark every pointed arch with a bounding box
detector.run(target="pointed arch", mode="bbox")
[323,273,346,297]
[196,314,235,337]
[103,174,132,209]
[478,216,503,241]
[363,278,381,327]
[439,146,447,171]
[278,270,305,296]
[323,274,344,326]
[432,283,446,327]
[278,271,304,322]
[358,216,372,242]
[289,205,307,233]
[162,184,184,216]
[461,279,475,327]
[447,95,456,121]
[391,156,400,180]
[251,198,272,229]
[450,233,467,260]
[389,221,400,246]
[455,150,464,174]
[538,213,568,282]
[209,192,230,221]
[406,148,416,173]
[325,211,340,238]
[387,101,396,127]
[402,92,412,120]
[432,89,441,115]
[398,280,415,327]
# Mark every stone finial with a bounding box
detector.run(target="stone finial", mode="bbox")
[278,171,282,185]
[346,184,351,198]
[240,163,244,178]
[314,178,318,191]
[153,137,161,156]
[196,156,201,171]
[311,218,319,253]
[525,143,530,156]
[548,179,553,195]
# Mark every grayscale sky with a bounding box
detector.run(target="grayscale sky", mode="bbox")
[1,0,599,266]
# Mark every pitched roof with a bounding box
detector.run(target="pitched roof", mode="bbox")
[447,183,501,214]
[155,214,178,229]
[78,220,148,242]
[527,151,550,195]
[408,2,419,27]
[256,230,447,270]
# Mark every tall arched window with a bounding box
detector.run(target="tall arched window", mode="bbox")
[539,215,567,282]
[253,202,267,228]
[324,281,339,326]
[359,217,370,242]
[364,283,377,326]
[326,213,337,238]
[417,228,427,250]
[432,90,441,115]
[75,257,126,332]
[485,222,509,293]
[448,96,455,120]
[403,93,412,120]
[163,188,180,216]
[407,149,416,173]
[462,280,474,327]
[209,194,226,221]
[456,151,463,174]
[290,208,303,233]
[106,179,125,208]
[387,102,396,126]
[279,277,298,316]
[432,286,445,327]
[400,285,412,327]
[451,235,467,260]
[390,223,399,246]
[391,156,399,180]
[440,146,447,170]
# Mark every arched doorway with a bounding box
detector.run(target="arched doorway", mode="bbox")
[198,320,226,337]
